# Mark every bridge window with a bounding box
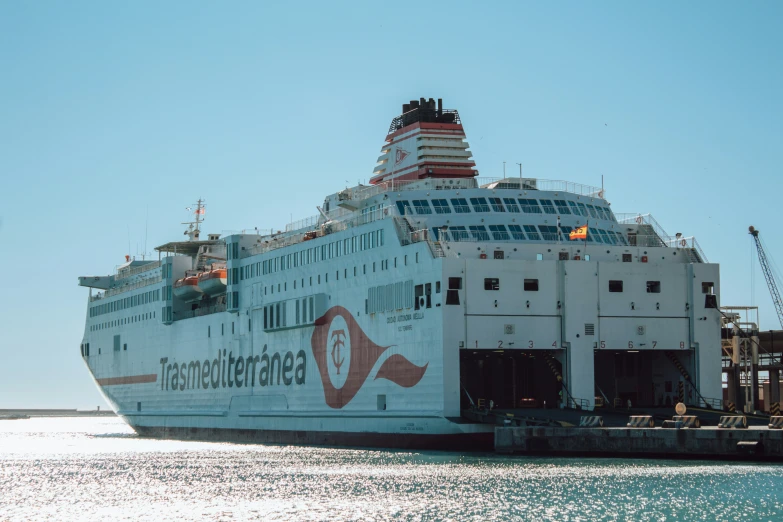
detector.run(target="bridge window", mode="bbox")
[538,199,557,215]
[567,201,582,216]
[448,226,469,242]
[647,281,661,293]
[432,199,451,214]
[412,200,432,215]
[538,225,559,241]
[609,280,624,293]
[489,197,505,212]
[593,206,608,220]
[524,279,539,291]
[503,198,520,213]
[396,200,413,216]
[523,225,541,240]
[489,225,510,241]
[585,204,599,219]
[554,200,571,214]
[614,232,627,245]
[590,228,602,243]
[484,278,500,291]
[470,197,490,213]
[450,198,471,213]
[469,225,489,241]
[508,225,526,241]
[519,199,542,214]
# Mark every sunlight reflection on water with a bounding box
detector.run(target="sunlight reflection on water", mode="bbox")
[1,417,782,521]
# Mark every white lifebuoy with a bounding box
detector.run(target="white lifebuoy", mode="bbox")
[635,216,643,224]
[680,239,687,247]
[598,190,604,199]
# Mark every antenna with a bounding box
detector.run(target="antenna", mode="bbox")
[182,198,206,241]
[143,206,149,260]
[516,163,522,185]
[503,161,506,177]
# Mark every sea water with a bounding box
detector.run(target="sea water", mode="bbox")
[1,417,782,521]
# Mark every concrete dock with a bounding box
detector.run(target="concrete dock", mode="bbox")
[495,426,783,460]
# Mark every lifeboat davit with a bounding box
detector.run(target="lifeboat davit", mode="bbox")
[173,275,203,301]
[197,268,227,297]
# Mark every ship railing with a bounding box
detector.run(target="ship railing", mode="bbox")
[351,177,604,202]
[616,213,670,239]
[115,260,161,280]
[700,397,725,410]
[240,206,392,259]
[663,236,708,263]
[91,275,162,301]
[477,177,605,198]
[567,397,591,410]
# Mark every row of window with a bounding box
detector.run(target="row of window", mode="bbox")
[432,225,628,245]
[90,289,161,318]
[230,229,386,284]
[367,280,415,314]
[262,295,325,330]
[397,197,615,220]
[90,311,156,331]
[256,254,418,298]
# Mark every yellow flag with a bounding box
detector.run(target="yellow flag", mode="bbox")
[569,226,587,240]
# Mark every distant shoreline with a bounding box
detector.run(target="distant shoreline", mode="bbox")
[0,409,116,418]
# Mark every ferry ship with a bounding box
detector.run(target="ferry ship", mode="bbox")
[79,98,723,449]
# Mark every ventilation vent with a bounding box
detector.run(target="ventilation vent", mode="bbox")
[584,323,595,336]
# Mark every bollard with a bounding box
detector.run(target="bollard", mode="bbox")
[718,415,747,429]
[579,416,603,427]
[627,415,654,428]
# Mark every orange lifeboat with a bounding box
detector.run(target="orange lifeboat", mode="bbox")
[197,268,227,297]
[173,275,203,301]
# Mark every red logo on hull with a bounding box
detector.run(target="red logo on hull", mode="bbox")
[311,306,428,409]
[394,147,410,166]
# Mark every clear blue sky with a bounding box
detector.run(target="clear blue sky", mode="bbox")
[1,2,781,408]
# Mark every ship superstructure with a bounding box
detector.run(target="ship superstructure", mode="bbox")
[78,98,722,448]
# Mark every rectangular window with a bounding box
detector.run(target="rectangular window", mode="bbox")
[436,281,441,293]
[609,280,624,292]
[702,282,715,294]
[469,225,489,241]
[469,197,490,212]
[412,200,432,215]
[488,197,505,212]
[524,279,539,291]
[484,278,500,291]
[276,303,281,328]
[503,198,520,213]
[523,225,541,240]
[448,226,469,242]
[538,225,558,241]
[450,198,471,213]
[432,199,451,214]
[622,253,632,262]
[449,277,463,290]
[553,199,571,214]
[519,199,542,214]
[536,199,555,214]
[264,307,268,329]
[646,281,661,293]
[396,200,412,216]
[508,225,526,241]
[489,225,510,241]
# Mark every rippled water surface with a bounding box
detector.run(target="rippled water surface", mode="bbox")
[2,417,783,521]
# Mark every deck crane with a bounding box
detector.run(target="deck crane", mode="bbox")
[749,226,783,329]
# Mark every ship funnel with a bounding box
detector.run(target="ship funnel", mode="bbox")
[370,97,477,185]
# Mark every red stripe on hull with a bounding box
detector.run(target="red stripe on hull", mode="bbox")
[97,374,157,386]
[132,425,494,451]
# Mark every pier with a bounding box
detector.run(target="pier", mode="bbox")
[495,425,783,460]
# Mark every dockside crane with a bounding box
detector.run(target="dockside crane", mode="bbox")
[749,226,783,329]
